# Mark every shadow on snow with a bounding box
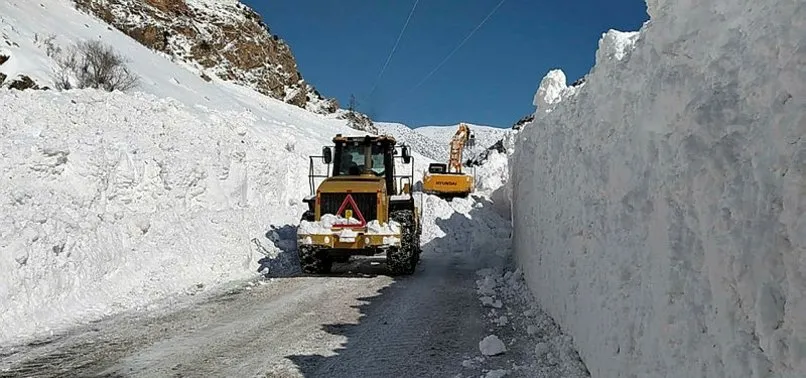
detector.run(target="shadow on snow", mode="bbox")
[281,192,514,377]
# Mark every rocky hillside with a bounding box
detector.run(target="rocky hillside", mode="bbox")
[511,114,534,130]
[71,0,339,114]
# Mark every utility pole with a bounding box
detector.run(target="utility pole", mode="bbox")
[348,94,359,112]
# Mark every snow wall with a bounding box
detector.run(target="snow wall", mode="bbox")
[510,1,806,377]
[0,89,320,345]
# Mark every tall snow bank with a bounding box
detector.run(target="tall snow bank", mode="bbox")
[0,89,315,345]
[511,1,806,377]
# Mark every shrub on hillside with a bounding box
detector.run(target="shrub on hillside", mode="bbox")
[53,40,139,92]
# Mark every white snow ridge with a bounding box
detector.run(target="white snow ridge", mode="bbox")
[511,0,806,377]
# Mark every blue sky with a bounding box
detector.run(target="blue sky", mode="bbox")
[246,0,649,128]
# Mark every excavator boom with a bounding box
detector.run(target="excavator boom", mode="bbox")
[448,123,472,173]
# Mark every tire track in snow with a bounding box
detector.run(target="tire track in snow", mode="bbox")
[294,253,487,377]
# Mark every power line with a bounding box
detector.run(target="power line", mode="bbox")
[376,0,508,114]
[367,0,420,99]
[407,0,507,94]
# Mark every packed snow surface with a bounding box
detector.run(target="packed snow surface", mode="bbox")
[511,1,806,377]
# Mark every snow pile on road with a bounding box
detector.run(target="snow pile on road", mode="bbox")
[472,133,515,220]
[417,194,511,262]
[511,1,806,377]
[466,265,589,377]
[474,152,509,193]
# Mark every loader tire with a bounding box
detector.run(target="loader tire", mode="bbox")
[387,210,420,275]
[299,245,332,274]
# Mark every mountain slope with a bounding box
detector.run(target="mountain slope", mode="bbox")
[413,123,510,163]
[376,122,513,172]
[374,122,447,162]
[70,0,338,114]
[415,123,508,149]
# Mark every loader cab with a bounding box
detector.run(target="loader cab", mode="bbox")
[321,134,412,195]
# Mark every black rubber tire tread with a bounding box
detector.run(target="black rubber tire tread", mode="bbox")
[298,245,332,274]
[387,210,419,275]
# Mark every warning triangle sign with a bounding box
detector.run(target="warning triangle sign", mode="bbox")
[334,194,367,228]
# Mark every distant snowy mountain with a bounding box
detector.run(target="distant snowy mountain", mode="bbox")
[373,122,447,162]
[375,122,512,167]
[414,123,508,151]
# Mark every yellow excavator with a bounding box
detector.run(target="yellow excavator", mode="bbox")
[421,123,476,199]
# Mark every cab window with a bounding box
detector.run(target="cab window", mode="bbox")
[337,143,365,175]
[335,143,386,176]
[370,144,385,176]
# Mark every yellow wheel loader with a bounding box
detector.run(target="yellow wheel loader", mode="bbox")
[421,123,476,199]
[296,134,422,275]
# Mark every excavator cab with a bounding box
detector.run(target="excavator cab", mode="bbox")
[421,123,476,199]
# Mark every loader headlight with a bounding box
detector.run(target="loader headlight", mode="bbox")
[324,236,331,244]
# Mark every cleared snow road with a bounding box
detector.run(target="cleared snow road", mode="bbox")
[0,194,589,377]
[2,256,502,377]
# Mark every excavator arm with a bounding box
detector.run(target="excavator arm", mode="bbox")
[447,123,475,173]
